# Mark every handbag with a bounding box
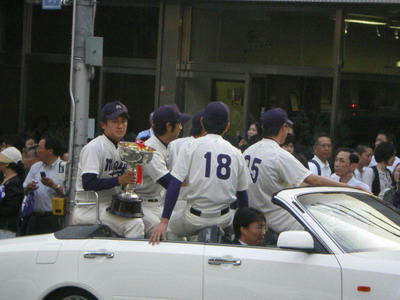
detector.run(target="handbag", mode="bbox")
[20,192,35,217]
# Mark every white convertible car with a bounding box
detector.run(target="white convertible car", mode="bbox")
[1,187,400,300]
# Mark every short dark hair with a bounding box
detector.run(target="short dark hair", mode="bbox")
[262,124,281,138]
[376,130,395,144]
[312,133,331,146]
[2,134,25,152]
[202,118,227,135]
[233,207,266,240]
[42,135,63,157]
[190,126,202,136]
[355,144,371,156]
[6,161,26,182]
[335,147,359,164]
[153,121,178,136]
[375,142,395,163]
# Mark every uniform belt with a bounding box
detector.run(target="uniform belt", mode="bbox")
[32,211,53,217]
[190,207,229,218]
[143,198,159,203]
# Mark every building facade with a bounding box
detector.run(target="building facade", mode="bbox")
[1,0,400,147]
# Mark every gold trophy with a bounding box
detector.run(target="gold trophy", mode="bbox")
[107,142,154,218]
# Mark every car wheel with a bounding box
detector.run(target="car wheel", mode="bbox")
[46,287,97,300]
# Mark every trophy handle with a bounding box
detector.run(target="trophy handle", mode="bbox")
[135,165,143,185]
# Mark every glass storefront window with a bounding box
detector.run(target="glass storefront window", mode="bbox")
[212,80,245,138]
[191,7,334,68]
[102,73,155,134]
[95,5,158,59]
[31,6,72,54]
[340,79,400,146]
[343,15,400,75]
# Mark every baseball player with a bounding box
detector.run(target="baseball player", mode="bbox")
[149,101,250,244]
[243,108,364,233]
[134,104,191,237]
[71,101,144,238]
[167,109,205,169]
[166,109,206,222]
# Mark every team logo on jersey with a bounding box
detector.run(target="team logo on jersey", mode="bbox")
[105,158,127,176]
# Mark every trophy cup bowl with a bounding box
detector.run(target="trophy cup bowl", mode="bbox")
[107,142,155,218]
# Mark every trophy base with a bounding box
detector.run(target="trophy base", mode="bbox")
[107,193,144,218]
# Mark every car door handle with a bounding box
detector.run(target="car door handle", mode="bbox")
[208,257,241,266]
[83,251,114,259]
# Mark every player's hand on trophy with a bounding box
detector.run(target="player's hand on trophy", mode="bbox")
[149,218,168,245]
[118,169,137,185]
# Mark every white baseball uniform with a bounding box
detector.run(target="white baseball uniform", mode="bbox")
[71,134,144,238]
[135,135,170,236]
[168,134,250,237]
[167,136,194,213]
[243,138,312,233]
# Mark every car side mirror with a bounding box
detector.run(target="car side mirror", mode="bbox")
[277,231,314,252]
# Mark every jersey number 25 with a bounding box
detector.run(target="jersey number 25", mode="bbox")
[244,155,262,183]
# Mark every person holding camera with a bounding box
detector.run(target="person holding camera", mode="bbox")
[23,135,65,235]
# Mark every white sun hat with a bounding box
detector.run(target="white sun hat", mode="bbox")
[0,147,22,164]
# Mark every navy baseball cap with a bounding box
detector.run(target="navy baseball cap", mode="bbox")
[100,101,129,120]
[192,109,205,130]
[153,104,191,125]
[203,102,230,124]
[261,108,293,127]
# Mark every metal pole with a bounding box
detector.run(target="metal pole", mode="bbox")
[330,8,344,140]
[66,0,96,223]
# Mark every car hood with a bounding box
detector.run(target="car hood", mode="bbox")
[337,249,400,275]
[350,249,400,261]
[0,234,57,251]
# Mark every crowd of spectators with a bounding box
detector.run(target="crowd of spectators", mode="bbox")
[1,109,400,245]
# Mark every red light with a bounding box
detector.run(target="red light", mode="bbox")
[350,103,358,109]
[357,286,371,292]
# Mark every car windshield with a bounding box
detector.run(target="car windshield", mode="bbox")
[297,192,400,253]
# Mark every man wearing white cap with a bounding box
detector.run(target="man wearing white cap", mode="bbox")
[0,147,25,237]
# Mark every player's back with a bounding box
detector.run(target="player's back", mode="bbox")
[173,134,248,211]
[244,138,310,213]
[167,136,194,170]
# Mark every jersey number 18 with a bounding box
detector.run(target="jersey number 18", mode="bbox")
[204,152,231,180]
